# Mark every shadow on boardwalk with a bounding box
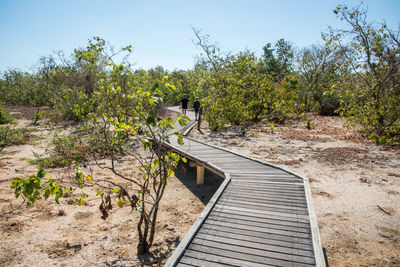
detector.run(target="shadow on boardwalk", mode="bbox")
[175,162,223,205]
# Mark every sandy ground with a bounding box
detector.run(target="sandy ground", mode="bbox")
[188,116,400,267]
[0,107,221,266]
[1,106,399,266]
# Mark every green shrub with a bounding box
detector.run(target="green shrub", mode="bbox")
[0,126,34,152]
[31,126,122,168]
[53,88,92,122]
[0,106,13,124]
[319,94,340,116]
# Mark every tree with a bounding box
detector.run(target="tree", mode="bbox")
[10,40,189,255]
[0,69,44,106]
[296,45,347,114]
[192,28,296,132]
[262,39,295,82]
[323,4,400,144]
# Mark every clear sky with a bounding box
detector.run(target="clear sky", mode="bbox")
[0,0,399,72]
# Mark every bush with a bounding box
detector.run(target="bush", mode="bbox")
[32,132,87,168]
[0,126,34,152]
[31,125,121,168]
[0,106,13,124]
[319,94,341,116]
[53,88,92,122]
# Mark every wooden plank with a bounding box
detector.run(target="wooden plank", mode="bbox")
[182,250,269,267]
[232,179,304,186]
[228,183,306,193]
[219,193,307,206]
[195,232,315,258]
[304,178,326,267]
[231,178,301,183]
[225,188,307,201]
[229,181,306,191]
[219,194,307,207]
[223,187,306,198]
[226,186,307,197]
[208,210,311,229]
[231,172,297,177]
[179,148,226,154]
[195,154,243,159]
[231,177,303,183]
[179,255,226,267]
[176,263,195,267]
[189,242,315,266]
[230,177,299,181]
[215,204,311,221]
[213,162,264,168]
[232,179,300,184]
[216,200,309,215]
[201,157,244,162]
[232,178,300,183]
[213,163,263,169]
[227,186,306,196]
[210,208,311,228]
[229,179,302,186]
[227,172,290,176]
[192,237,316,264]
[179,141,208,147]
[218,200,308,215]
[229,174,300,180]
[207,157,260,163]
[218,195,308,208]
[217,197,307,210]
[203,220,312,241]
[199,225,314,251]
[206,214,311,234]
[227,184,306,193]
[200,153,248,161]
[216,164,275,170]
[214,205,311,223]
[230,173,298,177]
[231,176,299,181]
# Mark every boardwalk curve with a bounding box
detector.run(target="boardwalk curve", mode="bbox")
[164,107,325,267]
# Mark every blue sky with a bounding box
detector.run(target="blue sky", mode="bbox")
[0,0,399,72]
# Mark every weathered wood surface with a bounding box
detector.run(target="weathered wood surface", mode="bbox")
[164,118,325,266]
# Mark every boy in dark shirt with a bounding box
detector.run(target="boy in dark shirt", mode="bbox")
[193,97,200,121]
[180,95,188,115]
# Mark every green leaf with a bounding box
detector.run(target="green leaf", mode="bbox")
[148,98,155,106]
[116,198,124,208]
[111,187,120,194]
[174,131,184,145]
[37,167,45,179]
[146,115,156,126]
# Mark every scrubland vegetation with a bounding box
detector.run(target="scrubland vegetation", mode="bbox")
[0,4,399,263]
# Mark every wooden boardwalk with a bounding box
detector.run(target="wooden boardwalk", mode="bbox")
[164,108,325,267]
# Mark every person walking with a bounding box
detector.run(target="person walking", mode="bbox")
[193,97,200,121]
[180,95,189,115]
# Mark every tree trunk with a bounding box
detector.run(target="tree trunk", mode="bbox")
[137,239,150,255]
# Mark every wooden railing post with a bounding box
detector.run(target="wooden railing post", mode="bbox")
[196,165,204,184]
